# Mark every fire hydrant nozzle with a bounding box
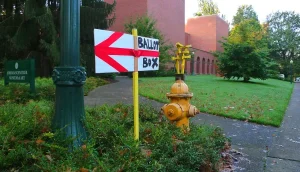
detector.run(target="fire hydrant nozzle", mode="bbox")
[161,79,199,131]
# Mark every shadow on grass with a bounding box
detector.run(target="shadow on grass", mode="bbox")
[216,78,277,87]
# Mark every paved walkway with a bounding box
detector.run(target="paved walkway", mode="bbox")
[84,76,300,172]
[266,83,300,171]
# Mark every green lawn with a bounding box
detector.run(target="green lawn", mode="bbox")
[139,75,294,127]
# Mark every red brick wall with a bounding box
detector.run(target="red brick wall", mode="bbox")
[185,33,191,46]
[185,15,217,52]
[147,0,185,45]
[105,0,185,45]
[104,0,147,32]
[185,50,215,75]
[102,2,228,76]
[184,15,228,75]
[216,15,229,52]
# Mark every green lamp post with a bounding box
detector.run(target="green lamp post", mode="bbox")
[290,59,294,84]
[52,0,87,148]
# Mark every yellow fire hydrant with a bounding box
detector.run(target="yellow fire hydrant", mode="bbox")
[161,80,199,130]
[161,42,199,131]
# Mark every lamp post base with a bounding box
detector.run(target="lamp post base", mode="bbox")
[52,66,87,148]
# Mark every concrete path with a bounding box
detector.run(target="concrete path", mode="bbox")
[266,83,300,171]
[84,76,163,109]
[84,76,300,172]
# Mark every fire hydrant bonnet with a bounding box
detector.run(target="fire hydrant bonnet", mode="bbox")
[166,80,193,98]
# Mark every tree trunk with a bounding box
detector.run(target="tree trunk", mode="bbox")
[243,77,250,82]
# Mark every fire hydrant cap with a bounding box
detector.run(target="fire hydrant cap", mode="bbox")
[170,80,189,94]
[163,103,183,121]
[166,80,193,98]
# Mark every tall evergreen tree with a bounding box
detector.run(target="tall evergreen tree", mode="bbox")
[0,0,116,77]
[80,0,116,76]
[0,0,26,69]
[0,0,58,76]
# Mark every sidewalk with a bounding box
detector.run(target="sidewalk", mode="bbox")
[84,76,163,109]
[266,83,300,171]
[84,76,300,171]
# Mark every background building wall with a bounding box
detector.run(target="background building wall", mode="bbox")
[104,0,147,32]
[103,1,229,76]
[185,15,229,75]
[105,0,185,45]
[216,15,229,52]
[147,0,185,45]
[185,15,217,52]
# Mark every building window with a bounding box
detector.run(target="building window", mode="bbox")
[196,57,200,74]
[207,59,210,74]
[211,60,214,74]
[202,58,205,74]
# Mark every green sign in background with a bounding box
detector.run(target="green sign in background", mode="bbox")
[4,59,35,93]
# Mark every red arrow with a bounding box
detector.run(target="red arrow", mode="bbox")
[95,32,160,72]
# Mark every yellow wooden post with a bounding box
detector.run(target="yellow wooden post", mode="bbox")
[132,28,139,141]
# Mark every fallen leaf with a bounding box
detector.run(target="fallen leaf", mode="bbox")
[80,168,89,172]
[141,149,152,157]
[36,139,44,145]
[83,153,89,159]
[41,127,49,133]
[45,155,53,162]
[81,144,87,150]
[10,136,16,142]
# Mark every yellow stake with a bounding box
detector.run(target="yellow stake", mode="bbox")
[132,28,139,141]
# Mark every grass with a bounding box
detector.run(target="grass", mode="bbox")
[139,75,294,127]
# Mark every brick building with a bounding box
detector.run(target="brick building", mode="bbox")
[104,0,229,75]
[185,15,229,75]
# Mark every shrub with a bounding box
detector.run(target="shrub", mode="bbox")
[0,77,109,104]
[0,102,229,171]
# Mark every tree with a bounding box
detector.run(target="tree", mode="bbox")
[194,0,227,21]
[0,0,116,77]
[266,11,300,76]
[228,19,266,48]
[195,0,220,16]
[0,0,27,70]
[214,19,271,82]
[80,0,116,76]
[0,0,59,76]
[124,15,173,77]
[232,5,258,26]
[215,42,269,82]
